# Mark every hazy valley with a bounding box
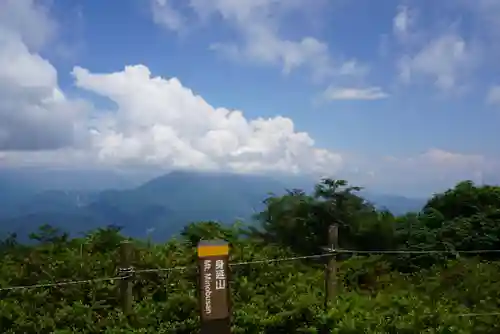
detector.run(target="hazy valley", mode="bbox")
[0,168,426,241]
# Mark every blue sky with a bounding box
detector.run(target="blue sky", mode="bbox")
[0,0,499,196]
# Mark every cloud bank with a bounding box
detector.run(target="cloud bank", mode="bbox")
[0,0,343,176]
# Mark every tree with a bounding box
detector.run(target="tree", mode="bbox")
[254,178,393,255]
[419,181,500,252]
[423,181,500,222]
[0,232,18,254]
[84,225,125,254]
[29,224,69,244]
[180,221,243,247]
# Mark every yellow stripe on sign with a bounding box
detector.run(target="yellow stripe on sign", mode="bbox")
[197,245,229,257]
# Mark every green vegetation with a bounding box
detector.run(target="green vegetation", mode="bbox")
[0,179,499,333]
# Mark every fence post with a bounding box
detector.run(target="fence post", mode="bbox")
[197,240,231,334]
[324,224,338,310]
[119,240,134,316]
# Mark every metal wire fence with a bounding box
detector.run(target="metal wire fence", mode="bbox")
[1,248,499,291]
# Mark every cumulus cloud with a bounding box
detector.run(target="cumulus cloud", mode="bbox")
[68,65,343,174]
[0,0,56,50]
[0,0,88,151]
[321,86,389,101]
[1,49,344,174]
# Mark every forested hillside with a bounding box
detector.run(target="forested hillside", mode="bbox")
[0,178,499,333]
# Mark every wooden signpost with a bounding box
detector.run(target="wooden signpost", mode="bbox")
[197,240,231,334]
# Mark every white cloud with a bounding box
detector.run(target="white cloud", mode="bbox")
[0,31,56,89]
[486,85,500,105]
[322,86,389,101]
[415,148,485,168]
[393,5,416,41]
[0,0,88,151]
[211,33,335,81]
[193,0,334,79]
[0,0,56,51]
[386,149,488,183]
[151,0,184,32]
[326,148,496,196]
[393,4,479,92]
[1,44,345,174]
[365,148,494,195]
[398,34,478,91]
[149,0,366,82]
[67,64,343,174]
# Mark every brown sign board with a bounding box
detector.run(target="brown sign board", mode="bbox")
[197,240,230,322]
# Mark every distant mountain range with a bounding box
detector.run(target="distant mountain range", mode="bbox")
[0,169,426,241]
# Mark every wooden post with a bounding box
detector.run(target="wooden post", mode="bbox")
[119,240,134,316]
[324,224,338,310]
[197,240,231,334]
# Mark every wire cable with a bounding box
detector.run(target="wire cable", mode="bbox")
[333,249,500,254]
[2,248,500,291]
[0,275,129,292]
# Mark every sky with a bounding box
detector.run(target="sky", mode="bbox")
[0,0,499,196]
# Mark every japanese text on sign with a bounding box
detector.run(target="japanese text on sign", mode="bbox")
[215,259,226,290]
